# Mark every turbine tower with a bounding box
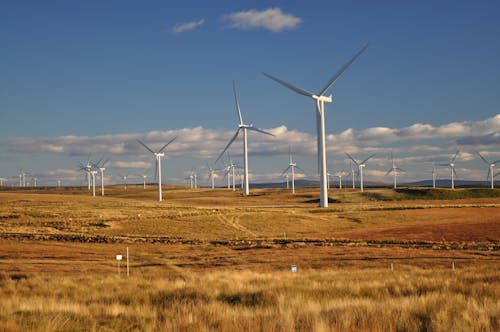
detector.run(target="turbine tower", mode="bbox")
[386,151,405,189]
[263,45,368,207]
[345,152,375,192]
[438,151,459,189]
[215,81,274,196]
[92,158,108,196]
[431,163,437,189]
[477,151,500,189]
[137,137,176,202]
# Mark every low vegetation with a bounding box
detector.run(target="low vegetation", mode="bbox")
[0,186,498,331]
[0,265,498,331]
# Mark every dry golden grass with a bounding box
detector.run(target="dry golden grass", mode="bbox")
[0,265,498,331]
[0,186,499,330]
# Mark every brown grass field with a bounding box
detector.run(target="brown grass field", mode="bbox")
[0,185,499,331]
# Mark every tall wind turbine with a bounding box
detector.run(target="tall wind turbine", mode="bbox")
[215,81,274,196]
[438,151,459,189]
[282,146,303,194]
[137,137,176,202]
[477,151,500,189]
[386,152,405,189]
[345,152,375,192]
[263,45,368,207]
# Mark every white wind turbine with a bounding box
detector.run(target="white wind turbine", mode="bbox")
[477,151,500,189]
[334,170,348,189]
[431,163,437,189]
[350,161,356,189]
[263,45,368,207]
[345,152,376,192]
[386,151,405,189]
[93,159,108,196]
[207,164,219,190]
[215,81,274,196]
[438,150,459,189]
[142,175,148,189]
[137,137,176,202]
[282,146,303,194]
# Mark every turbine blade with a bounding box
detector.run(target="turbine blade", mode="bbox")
[137,139,155,154]
[385,169,393,177]
[492,159,500,165]
[451,150,459,163]
[437,164,449,167]
[486,168,491,182]
[215,129,240,164]
[318,44,368,97]
[476,151,490,165]
[262,72,314,97]
[281,165,291,175]
[361,154,376,165]
[233,81,244,125]
[295,165,306,173]
[158,136,177,153]
[247,126,275,136]
[345,152,359,166]
[154,160,158,182]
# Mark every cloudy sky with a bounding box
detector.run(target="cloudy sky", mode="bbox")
[1,1,499,186]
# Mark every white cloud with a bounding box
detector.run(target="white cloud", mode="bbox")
[171,19,205,35]
[224,8,301,32]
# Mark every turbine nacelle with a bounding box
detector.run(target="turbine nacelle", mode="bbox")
[312,94,333,103]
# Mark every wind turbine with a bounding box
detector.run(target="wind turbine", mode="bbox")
[93,159,108,196]
[119,174,129,190]
[137,137,176,202]
[334,170,348,189]
[431,163,437,189]
[263,44,368,207]
[350,162,356,189]
[215,81,274,196]
[345,152,376,192]
[477,151,500,189]
[438,151,459,189]
[207,164,219,189]
[282,146,303,194]
[142,175,147,189]
[386,151,405,189]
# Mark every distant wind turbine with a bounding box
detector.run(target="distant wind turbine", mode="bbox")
[386,152,405,189]
[137,137,176,201]
[282,146,303,194]
[334,170,348,189]
[263,44,368,207]
[438,150,459,189]
[345,152,376,192]
[476,151,500,189]
[207,164,219,189]
[215,81,274,196]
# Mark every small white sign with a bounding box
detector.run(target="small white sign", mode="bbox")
[116,255,123,261]
[291,265,297,273]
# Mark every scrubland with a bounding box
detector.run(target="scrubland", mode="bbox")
[0,186,498,331]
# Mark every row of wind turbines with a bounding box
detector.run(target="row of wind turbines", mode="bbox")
[5,44,498,207]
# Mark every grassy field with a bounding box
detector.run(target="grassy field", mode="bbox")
[0,186,499,331]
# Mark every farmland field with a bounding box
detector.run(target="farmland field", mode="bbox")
[0,186,499,331]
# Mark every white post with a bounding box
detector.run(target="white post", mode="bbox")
[126,247,129,277]
[91,171,96,197]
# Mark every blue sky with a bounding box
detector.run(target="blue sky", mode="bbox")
[1,1,499,186]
